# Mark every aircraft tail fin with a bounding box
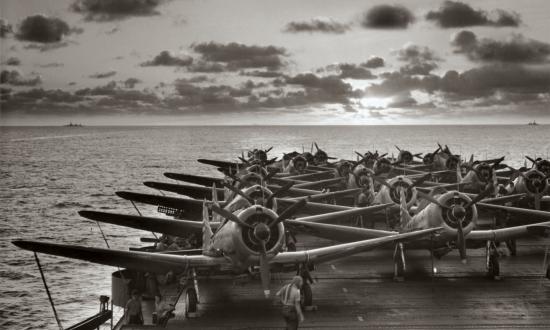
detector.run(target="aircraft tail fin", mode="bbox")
[399,188,412,229]
[202,200,214,253]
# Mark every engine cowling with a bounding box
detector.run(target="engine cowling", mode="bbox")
[412,191,477,238]
[515,169,549,197]
[231,206,285,262]
[374,176,417,209]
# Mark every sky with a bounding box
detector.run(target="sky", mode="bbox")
[0,0,549,125]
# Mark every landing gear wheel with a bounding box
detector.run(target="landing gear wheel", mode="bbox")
[507,240,517,256]
[185,288,198,316]
[488,254,500,280]
[300,283,312,308]
[394,260,405,281]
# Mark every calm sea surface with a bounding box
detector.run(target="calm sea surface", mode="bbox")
[1,125,549,329]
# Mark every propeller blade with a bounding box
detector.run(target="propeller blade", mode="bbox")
[266,181,295,205]
[417,191,449,210]
[505,165,527,179]
[355,151,365,159]
[411,173,432,188]
[372,176,392,190]
[259,240,270,298]
[378,153,388,159]
[413,153,423,159]
[222,182,255,204]
[272,198,307,226]
[265,157,278,165]
[210,204,252,228]
[535,194,541,210]
[314,142,320,151]
[263,168,280,182]
[265,146,273,153]
[456,220,467,263]
[526,156,537,164]
[465,185,494,209]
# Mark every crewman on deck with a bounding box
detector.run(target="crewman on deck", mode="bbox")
[125,289,143,325]
[276,276,304,330]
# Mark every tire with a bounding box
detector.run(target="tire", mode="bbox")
[185,288,198,315]
[488,255,500,278]
[301,283,312,307]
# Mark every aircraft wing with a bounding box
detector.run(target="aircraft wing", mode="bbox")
[12,240,230,274]
[293,203,392,223]
[164,172,224,186]
[79,211,220,236]
[197,159,239,169]
[271,228,441,265]
[116,191,225,220]
[476,203,550,219]
[144,181,225,200]
[287,219,397,242]
[466,221,550,241]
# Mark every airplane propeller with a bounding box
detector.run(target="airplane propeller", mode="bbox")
[210,197,307,298]
[418,186,493,263]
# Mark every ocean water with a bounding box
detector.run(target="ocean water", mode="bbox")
[1,125,549,329]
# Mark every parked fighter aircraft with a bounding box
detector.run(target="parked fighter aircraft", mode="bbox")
[503,164,549,210]
[13,199,439,314]
[286,185,550,280]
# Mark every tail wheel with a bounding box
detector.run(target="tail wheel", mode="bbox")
[300,283,313,307]
[185,288,198,316]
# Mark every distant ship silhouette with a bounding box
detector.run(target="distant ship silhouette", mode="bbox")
[64,122,83,127]
[528,120,538,126]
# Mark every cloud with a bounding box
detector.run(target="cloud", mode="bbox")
[89,70,117,79]
[1,18,13,38]
[361,56,385,68]
[142,50,193,66]
[367,65,550,107]
[192,42,287,70]
[395,44,441,63]
[426,1,520,28]
[23,41,74,52]
[284,17,350,34]
[393,44,441,75]
[285,73,358,103]
[4,57,20,66]
[452,31,550,64]
[38,62,64,68]
[0,70,42,86]
[241,70,285,78]
[16,15,75,43]
[361,5,414,29]
[336,63,376,79]
[123,77,141,88]
[188,61,226,73]
[71,0,162,21]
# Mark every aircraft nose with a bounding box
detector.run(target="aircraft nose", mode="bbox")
[452,205,466,220]
[254,223,270,241]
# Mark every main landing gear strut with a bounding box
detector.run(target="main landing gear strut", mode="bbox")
[298,263,316,311]
[179,268,200,318]
[393,243,406,281]
[486,241,501,280]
